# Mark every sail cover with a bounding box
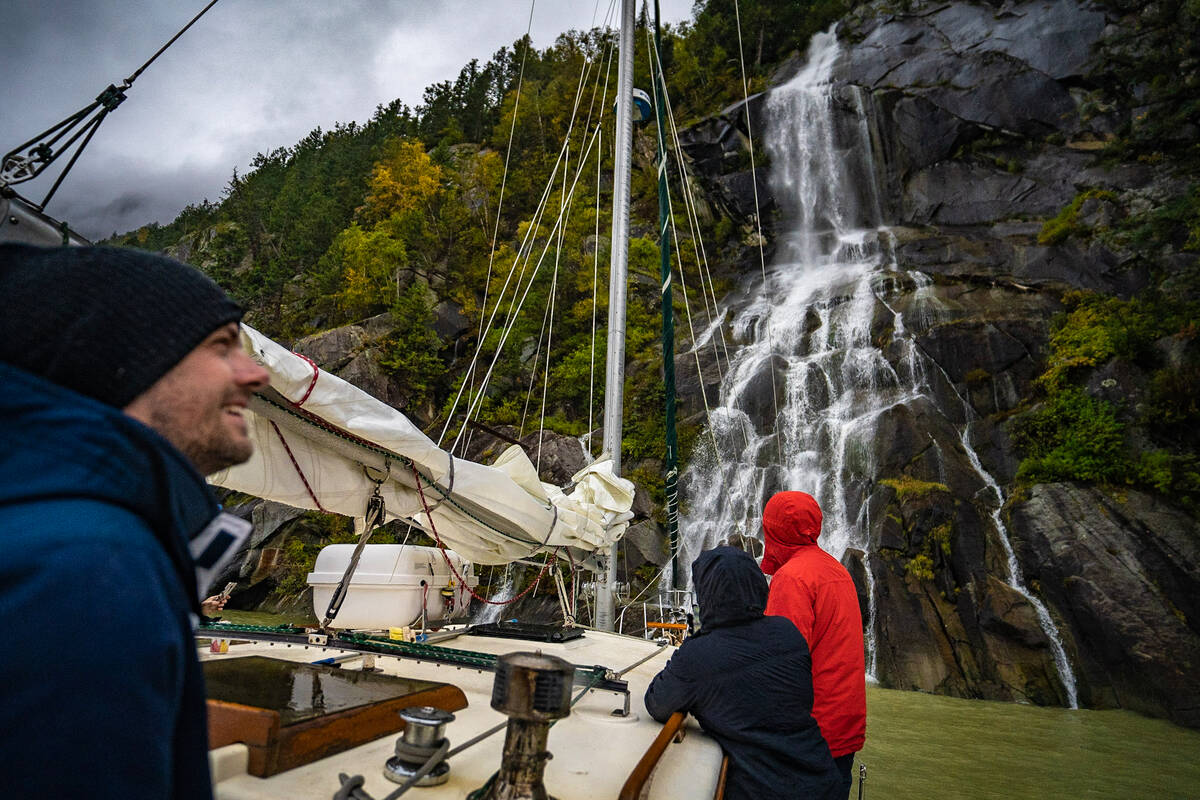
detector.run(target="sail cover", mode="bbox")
[209,326,634,565]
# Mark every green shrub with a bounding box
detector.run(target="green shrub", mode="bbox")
[930,522,953,557]
[880,476,951,501]
[1014,289,1200,508]
[1039,291,1179,391]
[1037,189,1118,246]
[905,553,936,582]
[1013,387,1128,484]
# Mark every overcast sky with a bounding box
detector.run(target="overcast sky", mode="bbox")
[1,1,695,240]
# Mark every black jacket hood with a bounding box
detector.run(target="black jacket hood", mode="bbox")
[693,546,768,629]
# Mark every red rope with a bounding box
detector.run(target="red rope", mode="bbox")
[270,420,329,513]
[409,462,552,606]
[291,352,320,407]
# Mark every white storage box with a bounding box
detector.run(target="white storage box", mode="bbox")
[307,544,478,630]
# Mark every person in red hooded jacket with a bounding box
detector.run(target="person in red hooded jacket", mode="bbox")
[761,490,866,796]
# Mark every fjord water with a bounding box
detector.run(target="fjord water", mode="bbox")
[859,686,1200,799]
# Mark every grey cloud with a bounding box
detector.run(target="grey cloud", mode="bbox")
[3,1,694,241]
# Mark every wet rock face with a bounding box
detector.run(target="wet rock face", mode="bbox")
[791,0,1198,722]
[865,473,1070,706]
[1009,484,1200,728]
[672,0,1199,725]
[843,0,1106,135]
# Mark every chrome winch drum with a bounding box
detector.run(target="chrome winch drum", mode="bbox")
[383,705,456,787]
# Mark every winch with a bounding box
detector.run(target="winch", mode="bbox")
[383,705,456,787]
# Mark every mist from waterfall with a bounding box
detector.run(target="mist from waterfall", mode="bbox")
[674,30,1077,700]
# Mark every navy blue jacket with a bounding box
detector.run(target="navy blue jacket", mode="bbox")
[645,547,841,800]
[0,363,216,799]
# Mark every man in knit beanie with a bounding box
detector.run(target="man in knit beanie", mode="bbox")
[0,243,269,799]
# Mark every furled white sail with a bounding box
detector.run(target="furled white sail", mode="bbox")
[209,325,634,565]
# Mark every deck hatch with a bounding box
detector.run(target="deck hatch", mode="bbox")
[204,656,466,776]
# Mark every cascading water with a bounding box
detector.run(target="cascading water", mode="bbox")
[474,564,516,625]
[678,28,894,668]
[676,30,1078,701]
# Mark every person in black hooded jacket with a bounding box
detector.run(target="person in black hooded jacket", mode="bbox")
[644,546,842,800]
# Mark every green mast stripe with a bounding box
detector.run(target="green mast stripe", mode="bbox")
[653,0,681,588]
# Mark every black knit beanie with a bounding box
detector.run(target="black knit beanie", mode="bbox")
[0,243,244,408]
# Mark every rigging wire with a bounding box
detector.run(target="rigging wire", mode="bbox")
[643,26,722,456]
[444,1,539,451]
[733,0,784,461]
[444,1,621,459]
[588,4,620,459]
[535,143,570,472]
[442,139,572,450]
[1,0,223,208]
[448,87,594,454]
[660,88,736,374]
[531,23,614,465]
[524,35,597,448]
[450,35,618,454]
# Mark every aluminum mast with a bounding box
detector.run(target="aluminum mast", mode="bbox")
[595,0,636,631]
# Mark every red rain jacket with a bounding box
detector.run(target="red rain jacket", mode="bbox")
[761,491,866,757]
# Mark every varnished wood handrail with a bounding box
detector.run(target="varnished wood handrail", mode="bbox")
[712,755,729,800]
[618,711,687,800]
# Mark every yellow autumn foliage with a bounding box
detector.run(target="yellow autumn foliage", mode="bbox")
[360,138,443,224]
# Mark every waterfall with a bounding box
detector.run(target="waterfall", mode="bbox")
[474,564,516,625]
[678,28,892,666]
[676,30,1079,701]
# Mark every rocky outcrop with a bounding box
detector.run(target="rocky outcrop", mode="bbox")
[1009,484,1200,727]
[292,312,412,411]
[291,304,468,425]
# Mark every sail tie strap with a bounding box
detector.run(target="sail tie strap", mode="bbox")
[291,352,320,407]
[321,487,386,631]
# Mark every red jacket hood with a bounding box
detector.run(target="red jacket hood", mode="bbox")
[760,491,822,575]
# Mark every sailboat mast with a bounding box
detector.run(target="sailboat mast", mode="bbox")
[595,0,636,632]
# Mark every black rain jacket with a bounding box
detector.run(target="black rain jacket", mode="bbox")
[644,546,842,800]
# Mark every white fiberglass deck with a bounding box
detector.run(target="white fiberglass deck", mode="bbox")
[203,629,721,800]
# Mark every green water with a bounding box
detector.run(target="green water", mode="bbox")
[857,686,1200,799]
[216,608,317,628]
